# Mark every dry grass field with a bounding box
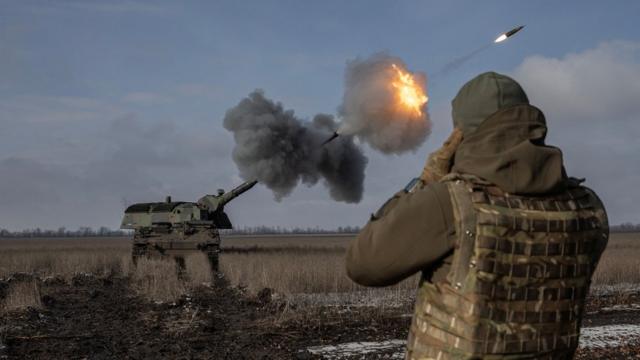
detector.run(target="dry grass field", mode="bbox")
[0,232,638,310]
[591,232,640,285]
[1,233,640,358]
[1,280,42,311]
[0,237,214,307]
[0,237,130,280]
[221,234,352,250]
[220,235,419,306]
[220,233,640,295]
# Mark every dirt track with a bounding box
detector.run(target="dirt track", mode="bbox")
[1,275,289,359]
[1,275,639,359]
[0,275,408,359]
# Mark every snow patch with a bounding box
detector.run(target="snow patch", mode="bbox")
[599,303,640,312]
[589,283,640,296]
[306,324,640,358]
[307,340,405,359]
[289,289,415,308]
[579,324,640,349]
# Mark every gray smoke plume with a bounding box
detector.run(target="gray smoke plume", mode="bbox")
[338,53,431,154]
[223,90,367,203]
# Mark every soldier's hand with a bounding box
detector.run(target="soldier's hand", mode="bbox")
[420,127,463,184]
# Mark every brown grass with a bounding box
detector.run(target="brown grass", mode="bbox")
[220,233,640,299]
[1,233,639,306]
[220,249,419,309]
[592,232,640,286]
[2,280,42,312]
[219,246,419,296]
[0,237,131,250]
[220,235,353,299]
[221,234,351,250]
[184,253,213,285]
[129,254,215,303]
[0,237,130,280]
[0,237,214,303]
[131,258,186,303]
[0,250,128,280]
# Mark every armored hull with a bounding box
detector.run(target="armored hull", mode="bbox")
[130,223,221,271]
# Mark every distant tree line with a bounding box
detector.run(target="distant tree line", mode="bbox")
[225,225,362,235]
[0,227,129,238]
[0,225,361,238]
[3,222,636,238]
[610,222,640,233]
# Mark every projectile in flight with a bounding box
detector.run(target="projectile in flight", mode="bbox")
[494,25,525,43]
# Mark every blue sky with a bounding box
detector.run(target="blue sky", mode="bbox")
[1,1,639,230]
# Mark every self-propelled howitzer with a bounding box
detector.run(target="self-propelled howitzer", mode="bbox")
[121,180,257,271]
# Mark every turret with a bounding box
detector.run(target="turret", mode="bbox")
[197,180,258,212]
[120,180,258,230]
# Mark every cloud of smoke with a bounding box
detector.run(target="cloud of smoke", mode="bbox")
[223,90,367,203]
[338,53,432,154]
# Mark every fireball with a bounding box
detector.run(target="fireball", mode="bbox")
[390,64,428,117]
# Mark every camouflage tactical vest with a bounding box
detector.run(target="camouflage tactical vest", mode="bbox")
[406,174,608,360]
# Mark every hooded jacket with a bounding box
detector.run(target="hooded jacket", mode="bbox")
[346,72,570,286]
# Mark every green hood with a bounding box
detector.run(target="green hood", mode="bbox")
[451,72,567,194]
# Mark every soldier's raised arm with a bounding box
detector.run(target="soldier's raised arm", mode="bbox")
[346,181,455,287]
[346,126,463,287]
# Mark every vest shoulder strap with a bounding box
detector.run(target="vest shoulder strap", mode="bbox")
[445,179,476,290]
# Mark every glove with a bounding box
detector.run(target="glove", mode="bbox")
[420,127,463,184]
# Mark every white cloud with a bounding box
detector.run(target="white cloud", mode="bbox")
[514,40,640,121]
[512,40,640,223]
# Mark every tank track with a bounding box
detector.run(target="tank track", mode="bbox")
[131,243,149,264]
[200,243,221,273]
[130,242,220,273]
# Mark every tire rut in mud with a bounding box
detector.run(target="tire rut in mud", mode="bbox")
[5,275,639,359]
[0,275,292,359]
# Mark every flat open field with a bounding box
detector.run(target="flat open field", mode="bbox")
[0,233,639,358]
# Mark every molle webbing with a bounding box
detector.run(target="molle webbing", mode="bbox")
[406,177,607,360]
[447,179,477,290]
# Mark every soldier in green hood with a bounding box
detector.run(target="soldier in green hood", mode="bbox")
[347,72,609,359]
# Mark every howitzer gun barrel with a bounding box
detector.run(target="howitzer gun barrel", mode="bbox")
[226,180,257,201]
[218,180,258,207]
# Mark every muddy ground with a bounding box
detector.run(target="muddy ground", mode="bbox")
[0,274,639,359]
